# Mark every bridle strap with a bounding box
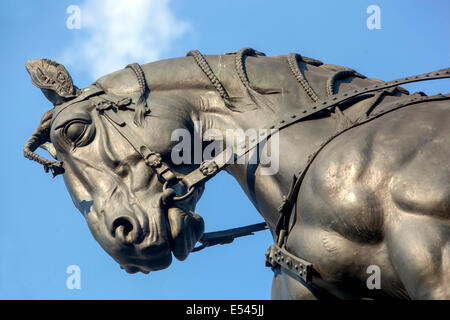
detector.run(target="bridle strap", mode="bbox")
[52,85,104,127]
[193,222,268,252]
[97,105,177,184]
[98,100,269,250]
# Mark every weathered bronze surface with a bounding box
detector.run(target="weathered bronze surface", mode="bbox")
[24,49,450,299]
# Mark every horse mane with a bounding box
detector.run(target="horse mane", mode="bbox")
[185,49,377,116]
[94,48,379,120]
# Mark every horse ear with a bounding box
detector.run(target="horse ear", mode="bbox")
[25,58,80,106]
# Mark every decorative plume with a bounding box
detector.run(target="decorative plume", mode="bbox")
[25,58,80,106]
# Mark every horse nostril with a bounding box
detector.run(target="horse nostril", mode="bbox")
[111,216,140,245]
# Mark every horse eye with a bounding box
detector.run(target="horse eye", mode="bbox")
[64,121,87,143]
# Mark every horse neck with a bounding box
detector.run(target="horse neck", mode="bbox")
[147,55,330,229]
[190,90,335,230]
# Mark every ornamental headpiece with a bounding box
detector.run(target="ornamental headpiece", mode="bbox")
[25,58,80,106]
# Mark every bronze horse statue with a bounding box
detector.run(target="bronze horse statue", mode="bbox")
[24,49,450,299]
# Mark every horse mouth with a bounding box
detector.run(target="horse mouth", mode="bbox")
[120,264,151,274]
[108,197,204,274]
[166,206,204,261]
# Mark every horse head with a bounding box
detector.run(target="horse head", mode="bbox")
[24,59,205,274]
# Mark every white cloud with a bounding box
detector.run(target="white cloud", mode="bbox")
[61,0,190,79]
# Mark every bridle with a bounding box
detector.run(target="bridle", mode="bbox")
[33,52,450,257]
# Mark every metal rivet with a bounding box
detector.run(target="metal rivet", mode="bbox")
[302,110,307,113]
[291,115,296,118]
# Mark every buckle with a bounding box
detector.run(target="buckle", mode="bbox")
[265,243,313,283]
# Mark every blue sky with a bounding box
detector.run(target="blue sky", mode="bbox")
[0,0,448,299]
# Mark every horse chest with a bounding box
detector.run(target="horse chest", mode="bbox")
[304,155,385,244]
[293,120,391,250]
[298,101,450,240]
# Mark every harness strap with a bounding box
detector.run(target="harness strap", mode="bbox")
[265,242,313,283]
[264,67,450,134]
